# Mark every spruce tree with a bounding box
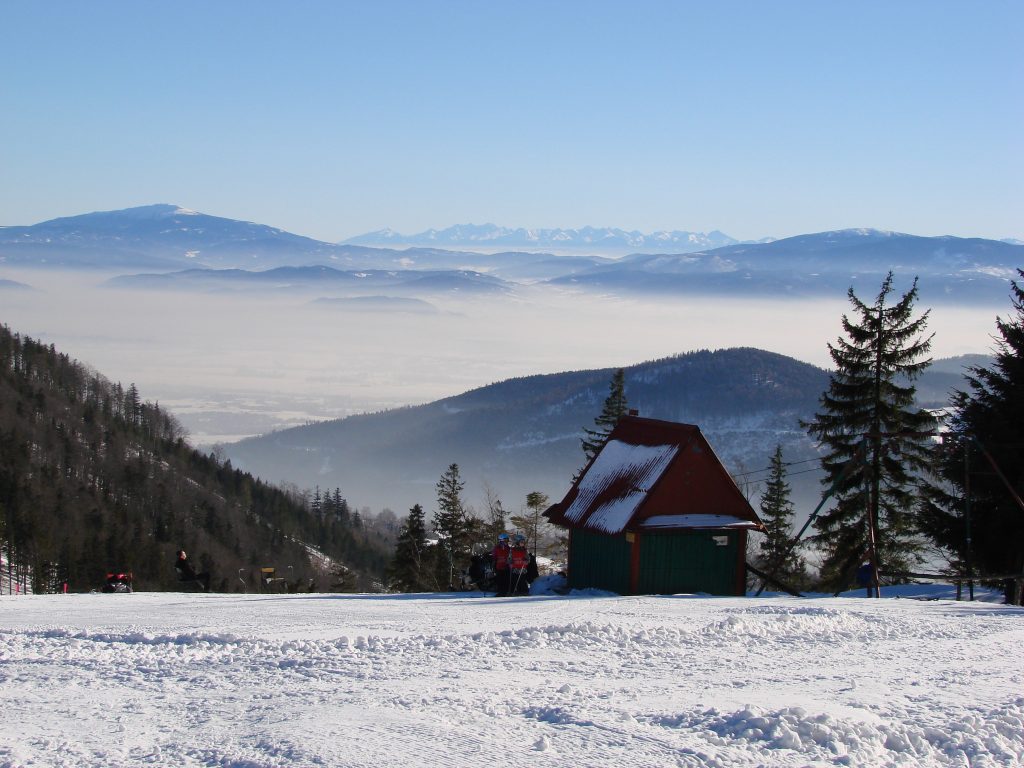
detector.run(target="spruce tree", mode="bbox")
[757,445,806,588]
[124,383,141,426]
[919,271,1024,604]
[388,503,429,592]
[804,272,935,590]
[432,463,469,589]
[580,368,629,467]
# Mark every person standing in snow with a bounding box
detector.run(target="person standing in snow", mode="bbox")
[509,534,530,595]
[174,549,211,592]
[492,533,511,596]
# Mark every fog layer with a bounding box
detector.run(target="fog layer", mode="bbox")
[1,269,999,445]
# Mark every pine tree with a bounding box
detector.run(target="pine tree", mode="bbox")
[757,445,806,588]
[124,383,141,426]
[804,272,935,590]
[388,503,430,592]
[580,368,629,468]
[919,271,1024,604]
[523,491,548,552]
[432,463,469,589]
[332,489,350,526]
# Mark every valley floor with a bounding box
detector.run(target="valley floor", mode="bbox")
[1,588,1021,767]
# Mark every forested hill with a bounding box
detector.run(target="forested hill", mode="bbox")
[0,325,388,593]
[225,346,982,516]
[227,348,834,514]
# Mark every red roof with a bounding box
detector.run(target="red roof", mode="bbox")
[545,415,763,534]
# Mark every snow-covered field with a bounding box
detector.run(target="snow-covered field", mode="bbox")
[1,586,1022,767]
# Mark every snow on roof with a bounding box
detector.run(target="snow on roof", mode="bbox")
[641,514,759,530]
[564,439,679,534]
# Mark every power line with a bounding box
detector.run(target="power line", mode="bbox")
[733,457,822,479]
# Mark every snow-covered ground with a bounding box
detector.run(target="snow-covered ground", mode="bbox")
[1,585,1021,767]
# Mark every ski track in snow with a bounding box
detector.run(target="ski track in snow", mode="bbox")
[0,593,1021,767]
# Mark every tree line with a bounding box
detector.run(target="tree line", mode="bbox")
[387,462,560,592]
[754,271,1024,603]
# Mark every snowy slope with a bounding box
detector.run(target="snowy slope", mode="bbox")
[1,590,1021,767]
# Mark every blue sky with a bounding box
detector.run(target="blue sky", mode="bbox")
[2,1,1021,242]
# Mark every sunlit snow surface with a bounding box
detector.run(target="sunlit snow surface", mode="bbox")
[1,586,1022,767]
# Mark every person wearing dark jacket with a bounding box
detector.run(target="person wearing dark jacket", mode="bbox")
[174,549,211,592]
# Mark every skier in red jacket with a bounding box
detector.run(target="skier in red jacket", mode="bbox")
[492,533,511,596]
[509,534,530,595]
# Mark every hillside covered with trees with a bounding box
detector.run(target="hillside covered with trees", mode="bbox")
[0,325,391,593]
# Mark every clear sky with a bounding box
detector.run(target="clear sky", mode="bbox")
[2,1,1021,242]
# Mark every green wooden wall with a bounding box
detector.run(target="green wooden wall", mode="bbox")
[567,529,632,594]
[637,530,741,596]
[568,528,744,595]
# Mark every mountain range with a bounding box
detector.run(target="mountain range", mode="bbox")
[0,204,356,270]
[3,205,1020,305]
[552,229,1024,304]
[342,223,752,254]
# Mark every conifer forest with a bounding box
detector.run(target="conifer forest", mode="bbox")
[0,325,392,594]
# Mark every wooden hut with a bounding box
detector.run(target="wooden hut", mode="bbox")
[544,415,764,596]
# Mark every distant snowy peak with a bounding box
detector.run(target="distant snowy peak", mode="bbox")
[343,224,746,253]
[8,204,305,245]
[0,203,339,270]
[56,203,194,222]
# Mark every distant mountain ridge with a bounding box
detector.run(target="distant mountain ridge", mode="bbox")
[0,204,371,270]
[3,205,1020,305]
[342,223,753,253]
[552,228,1024,304]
